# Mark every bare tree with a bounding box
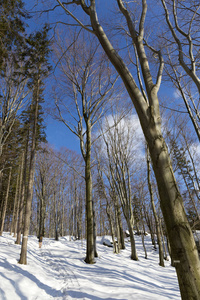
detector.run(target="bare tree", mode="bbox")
[161,0,200,142]
[0,60,29,157]
[0,60,29,192]
[95,148,122,254]
[100,114,143,260]
[54,31,118,263]
[48,1,200,297]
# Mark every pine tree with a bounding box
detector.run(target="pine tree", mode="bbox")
[0,0,29,71]
[0,0,29,196]
[18,26,51,264]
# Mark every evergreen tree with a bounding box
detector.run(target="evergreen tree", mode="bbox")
[0,0,29,71]
[18,25,51,264]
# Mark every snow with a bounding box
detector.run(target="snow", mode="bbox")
[0,232,181,300]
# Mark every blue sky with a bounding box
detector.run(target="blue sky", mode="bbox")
[23,0,194,155]
[44,116,80,152]
[23,1,82,152]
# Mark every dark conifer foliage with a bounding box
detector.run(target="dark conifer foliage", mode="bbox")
[0,0,29,71]
[0,0,51,247]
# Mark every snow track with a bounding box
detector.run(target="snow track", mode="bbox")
[41,238,87,300]
[0,232,181,300]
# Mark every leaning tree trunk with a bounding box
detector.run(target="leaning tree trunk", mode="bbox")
[148,125,200,297]
[88,7,200,297]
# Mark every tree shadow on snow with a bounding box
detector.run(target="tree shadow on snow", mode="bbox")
[0,259,63,299]
[67,290,127,300]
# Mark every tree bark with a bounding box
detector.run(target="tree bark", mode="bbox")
[84,119,95,264]
[86,5,200,299]
[87,3,200,298]
[149,132,200,297]
[19,80,39,265]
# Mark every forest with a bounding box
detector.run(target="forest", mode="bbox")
[0,1,200,299]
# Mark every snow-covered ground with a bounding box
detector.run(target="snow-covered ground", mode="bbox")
[0,232,180,300]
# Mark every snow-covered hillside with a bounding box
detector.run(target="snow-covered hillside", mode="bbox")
[0,232,180,299]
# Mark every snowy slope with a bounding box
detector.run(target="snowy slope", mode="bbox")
[0,232,180,300]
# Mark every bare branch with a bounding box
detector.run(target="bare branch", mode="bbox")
[56,0,94,33]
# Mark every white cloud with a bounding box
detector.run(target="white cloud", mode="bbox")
[95,113,146,165]
[173,89,182,99]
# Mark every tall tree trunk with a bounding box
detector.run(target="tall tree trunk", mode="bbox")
[87,7,200,297]
[16,138,28,245]
[84,120,95,264]
[19,81,39,265]
[0,167,12,236]
[149,130,200,296]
